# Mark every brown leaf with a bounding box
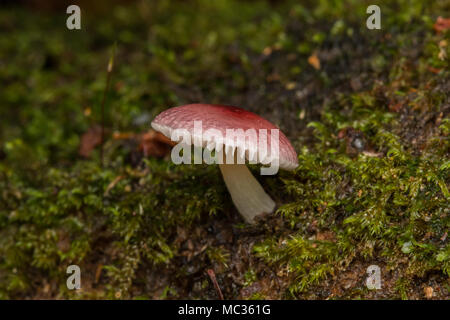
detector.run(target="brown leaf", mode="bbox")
[388,101,404,112]
[308,53,321,70]
[424,286,433,299]
[79,125,102,158]
[113,129,175,159]
[56,230,71,252]
[266,73,280,82]
[139,130,175,158]
[262,46,273,56]
[95,264,103,283]
[316,231,336,242]
[207,269,224,300]
[337,128,347,139]
[433,16,450,33]
[427,66,442,74]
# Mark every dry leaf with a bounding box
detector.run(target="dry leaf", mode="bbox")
[140,130,175,158]
[95,264,103,283]
[266,73,280,82]
[113,129,175,159]
[427,66,442,74]
[262,46,272,56]
[433,16,450,33]
[285,82,296,90]
[79,125,102,158]
[388,101,404,112]
[316,231,336,242]
[308,53,321,70]
[424,286,433,299]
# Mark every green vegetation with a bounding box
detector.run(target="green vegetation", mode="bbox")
[0,0,448,299]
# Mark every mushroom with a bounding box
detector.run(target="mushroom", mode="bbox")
[151,104,298,223]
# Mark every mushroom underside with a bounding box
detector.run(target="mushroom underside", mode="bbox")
[218,163,275,223]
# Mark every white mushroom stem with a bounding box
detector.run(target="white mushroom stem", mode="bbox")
[219,164,276,223]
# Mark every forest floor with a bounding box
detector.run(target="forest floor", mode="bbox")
[0,0,449,299]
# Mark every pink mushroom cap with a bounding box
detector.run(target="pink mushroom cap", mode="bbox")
[151,104,298,170]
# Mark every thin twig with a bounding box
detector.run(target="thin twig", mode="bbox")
[100,44,116,220]
[100,44,116,169]
[207,269,224,300]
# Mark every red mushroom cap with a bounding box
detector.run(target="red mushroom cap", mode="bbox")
[151,104,298,170]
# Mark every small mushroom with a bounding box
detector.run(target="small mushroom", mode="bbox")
[151,104,298,223]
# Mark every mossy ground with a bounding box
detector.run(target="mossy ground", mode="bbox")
[0,0,448,299]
